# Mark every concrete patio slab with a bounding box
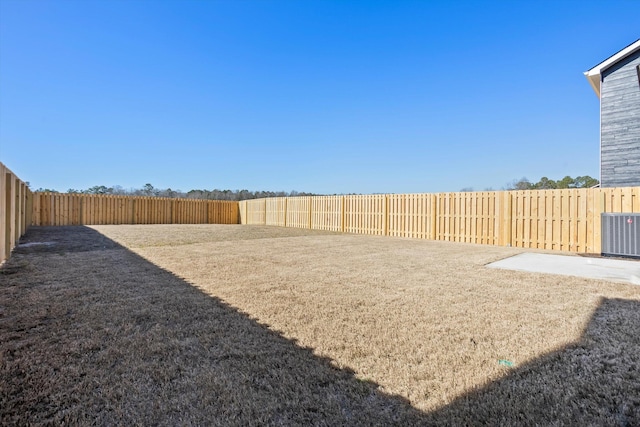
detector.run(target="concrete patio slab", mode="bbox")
[487,253,640,285]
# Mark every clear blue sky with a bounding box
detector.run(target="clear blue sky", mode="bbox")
[0,0,638,194]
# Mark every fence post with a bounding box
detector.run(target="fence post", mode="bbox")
[430,194,437,240]
[4,174,12,258]
[284,197,288,227]
[384,195,389,236]
[41,193,47,226]
[78,195,84,225]
[593,190,606,254]
[499,191,513,247]
[340,196,346,233]
[14,178,21,242]
[25,190,33,228]
[19,183,26,235]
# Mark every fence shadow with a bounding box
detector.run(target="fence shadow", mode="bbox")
[1,226,427,425]
[420,296,640,425]
[2,226,638,425]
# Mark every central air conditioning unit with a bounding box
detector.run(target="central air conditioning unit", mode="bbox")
[601,213,640,258]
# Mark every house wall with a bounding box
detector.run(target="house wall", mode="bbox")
[600,49,640,187]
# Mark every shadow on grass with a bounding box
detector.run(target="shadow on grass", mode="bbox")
[421,297,640,425]
[1,226,639,425]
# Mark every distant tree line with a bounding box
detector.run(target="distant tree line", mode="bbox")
[460,175,599,192]
[32,183,318,201]
[504,175,599,190]
[32,174,601,199]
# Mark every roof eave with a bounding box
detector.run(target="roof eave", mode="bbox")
[584,39,640,99]
[584,70,601,97]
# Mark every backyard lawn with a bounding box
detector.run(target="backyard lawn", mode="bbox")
[2,224,639,425]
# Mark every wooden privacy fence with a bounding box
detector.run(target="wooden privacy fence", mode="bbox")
[32,193,239,226]
[1,162,32,263]
[239,187,640,254]
[3,164,639,257]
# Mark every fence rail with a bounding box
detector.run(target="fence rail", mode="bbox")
[239,188,640,254]
[1,162,32,263]
[32,193,239,226]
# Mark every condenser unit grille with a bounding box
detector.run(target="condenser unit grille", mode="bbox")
[602,213,640,258]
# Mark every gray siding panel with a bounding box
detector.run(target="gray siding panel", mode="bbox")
[600,50,640,187]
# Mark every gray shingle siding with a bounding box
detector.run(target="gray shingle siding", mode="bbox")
[600,50,640,187]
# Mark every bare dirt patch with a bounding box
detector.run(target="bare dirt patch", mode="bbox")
[2,225,640,425]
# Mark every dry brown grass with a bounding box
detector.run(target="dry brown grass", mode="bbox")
[2,224,639,425]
